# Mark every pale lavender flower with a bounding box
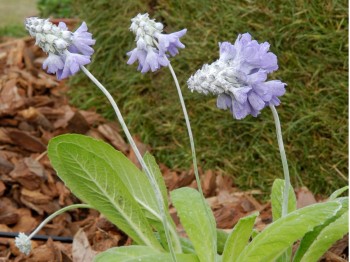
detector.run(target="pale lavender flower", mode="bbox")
[187,33,286,120]
[127,13,186,73]
[25,17,95,80]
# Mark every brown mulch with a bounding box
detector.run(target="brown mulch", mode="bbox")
[0,38,347,262]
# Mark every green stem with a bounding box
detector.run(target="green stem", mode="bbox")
[168,63,217,261]
[270,105,290,217]
[28,204,91,240]
[167,63,204,197]
[81,65,178,261]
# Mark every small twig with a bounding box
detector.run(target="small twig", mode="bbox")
[35,151,47,162]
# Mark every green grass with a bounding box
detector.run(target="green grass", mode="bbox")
[70,0,348,196]
[0,24,27,38]
[0,0,36,39]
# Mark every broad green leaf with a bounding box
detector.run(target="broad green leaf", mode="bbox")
[94,246,199,262]
[293,198,348,262]
[171,187,217,262]
[297,211,348,262]
[143,152,168,208]
[271,179,297,221]
[236,201,341,262]
[271,179,297,262]
[143,153,182,252]
[48,134,162,250]
[180,237,196,254]
[329,186,348,200]
[222,212,258,262]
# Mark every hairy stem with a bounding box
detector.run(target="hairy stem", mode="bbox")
[270,105,291,217]
[28,204,91,240]
[168,63,217,261]
[168,63,204,197]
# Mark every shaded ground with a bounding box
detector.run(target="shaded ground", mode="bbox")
[0,37,347,261]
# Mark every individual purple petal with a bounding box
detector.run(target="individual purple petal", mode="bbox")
[141,50,158,73]
[158,54,169,66]
[230,87,251,104]
[140,49,169,73]
[247,70,267,84]
[217,93,232,110]
[231,100,251,120]
[253,80,286,102]
[127,48,145,65]
[248,91,265,111]
[42,53,64,74]
[155,29,187,56]
[71,22,96,56]
[269,96,281,106]
[68,45,79,53]
[266,80,286,96]
[56,69,63,80]
[259,50,278,73]
[58,52,90,80]
[233,33,252,53]
[219,42,236,61]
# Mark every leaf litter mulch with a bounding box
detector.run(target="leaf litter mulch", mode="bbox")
[0,37,347,262]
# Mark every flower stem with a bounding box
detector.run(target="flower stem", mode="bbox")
[168,63,217,261]
[167,63,204,197]
[81,65,179,261]
[28,204,91,240]
[270,105,290,217]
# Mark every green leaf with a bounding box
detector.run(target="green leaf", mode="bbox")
[222,212,258,262]
[171,187,217,262]
[271,179,297,262]
[142,152,181,253]
[180,237,196,254]
[251,229,260,239]
[235,201,341,262]
[94,246,199,262]
[296,211,348,262]
[271,179,297,221]
[329,186,349,200]
[293,198,348,262]
[48,134,162,250]
[217,229,229,254]
[143,152,169,208]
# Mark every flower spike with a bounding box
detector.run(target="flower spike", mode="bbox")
[127,13,187,73]
[25,17,95,80]
[187,33,286,119]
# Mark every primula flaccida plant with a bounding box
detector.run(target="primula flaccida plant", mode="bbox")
[16,15,348,262]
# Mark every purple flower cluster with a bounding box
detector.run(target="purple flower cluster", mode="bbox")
[25,17,95,80]
[127,13,186,73]
[187,33,286,120]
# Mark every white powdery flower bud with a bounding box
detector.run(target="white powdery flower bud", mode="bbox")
[25,17,72,55]
[129,13,163,48]
[187,60,240,95]
[15,232,32,255]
